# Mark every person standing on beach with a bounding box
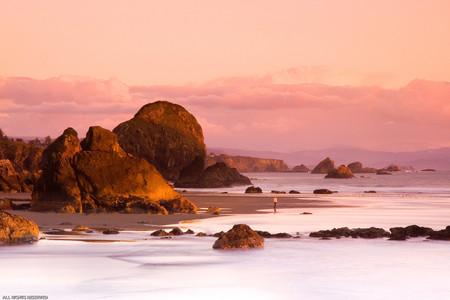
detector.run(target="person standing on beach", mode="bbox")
[273,196,278,213]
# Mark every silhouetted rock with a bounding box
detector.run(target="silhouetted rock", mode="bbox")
[245,186,262,193]
[289,190,300,194]
[364,190,377,193]
[427,226,450,241]
[310,227,389,239]
[168,227,184,236]
[389,225,434,239]
[176,162,251,188]
[213,224,264,249]
[421,169,436,172]
[325,165,355,179]
[256,230,292,238]
[376,169,392,175]
[151,229,167,236]
[205,153,289,172]
[347,162,377,173]
[292,164,310,172]
[114,101,206,182]
[311,157,335,174]
[313,189,333,194]
[271,190,286,194]
[0,211,39,243]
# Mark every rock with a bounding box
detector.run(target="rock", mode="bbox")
[114,101,206,182]
[245,186,262,193]
[301,212,312,215]
[151,229,167,236]
[385,165,401,172]
[168,227,184,235]
[196,232,207,237]
[185,229,194,234]
[0,211,39,243]
[313,189,333,194]
[427,226,450,241]
[347,162,377,173]
[212,224,264,249]
[271,190,286,194]
[421,169,436,172]
[0,159,24,192]
[309,227,389,239]
[325,165,355,179]
[72,225,89,231]
[207,206,222,215]
[364,190,377,193]
[176,162,251,188]
[0,199,13,210]
[289,190,300,194]
[256,230,292,238]
[291,164,310,172]
[213,231,225,237]
[32,127,197,214]
[311,157,335,174]
[352,227,390,239]
[309,227,352,238]
[376,169,392,175]
[103,229,119,235]
[205,153,290,172]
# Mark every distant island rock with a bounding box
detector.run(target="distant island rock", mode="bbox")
[421,169,436,172]
[31,126,197,214]
[385,165,401,172]
[325,165,355,179]
[291,164,310,172]
[212,224,264,250]
[205,153,289,172]
[114,101,206,182]
[347,162,377,173]
[245,186,263,193]
[311,157,335,174]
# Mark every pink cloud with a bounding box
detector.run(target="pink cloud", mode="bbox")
[1,74,449,152]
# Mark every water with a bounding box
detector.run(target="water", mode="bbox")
[1,172,449,299]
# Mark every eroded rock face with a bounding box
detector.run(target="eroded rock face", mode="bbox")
[325,165,355,179]
[212,224,264,250]
[0,159,24,192]
[311,157,335,174]
[114,101,206,182]
[205,154,289,172]
[32,126,197,214]
[0,211,39,244]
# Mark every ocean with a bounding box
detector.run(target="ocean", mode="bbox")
[0,171,449,299]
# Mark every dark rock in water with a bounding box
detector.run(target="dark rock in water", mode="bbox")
[245,186,262,193]
[310,227,352,238]
[389,225,434,239]
[364,191,377,193]
[301,212,312,215]
[114,101,206,182]
[289,190,300,194]
[103,229,119,235]
[313,189,333,194]
[256,231,292,238]
[196,232,207,237]
[31,126,197,214]
[325,165,355,179]
[271,190,286,194]
[427,226,450,241]
[385,165,401,172]
[169,227,184,236]
[352,227,390,239]
[207,206,221,215]
[310,227,389,239]
[0,211,39,243]
[421,169,436,172]
[311,157,335,174]
[213,231,225,238]
[347,162,377,173]
[376,169,392,175]
[213,224,264,249]
[176,162,251,188]
[255,230,272,238]
[151,229,167,236]
[291,164,310,172]
[185,229,195,234]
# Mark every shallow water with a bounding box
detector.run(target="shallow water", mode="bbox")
[1,173,449,299]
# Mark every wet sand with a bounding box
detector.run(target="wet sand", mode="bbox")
[1,192,344,231]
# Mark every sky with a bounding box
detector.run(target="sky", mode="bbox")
[1,1,450,152]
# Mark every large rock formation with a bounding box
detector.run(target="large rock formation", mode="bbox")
[311,157,335,174]
[0,159,25,192]
[325,165,355,179]
[175,162,251,188]
[0,211,39,243]
[205,153,289,172]
[292,164,310,172]
[212,224,264,249]
[347,162,377,173]
[31,126,197,214]
[113,101,206,182]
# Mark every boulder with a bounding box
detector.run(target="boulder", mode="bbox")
[389,225,434,240]
[168,227,184,236]
[31,127,197,214]
[325,165,355,179]
[0,211,39,243]
[347,162,377,173]
[256,231,292,238]
[151,229,167,236]
[207,206,222,215]
[291,164,310,172]
[311,157,335,174]
[313,189,333,194]
[176,162,251,188]
[245,186,262,193]
[289,190,300,194]
[427,226,450,241]
[212,224,264,249]
[376,169,392,175]
[385,165,401,172]
[113,101,206,182]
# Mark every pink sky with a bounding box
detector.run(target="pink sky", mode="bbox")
[1,1,450,152]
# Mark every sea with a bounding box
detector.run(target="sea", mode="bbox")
[1,171,449,299]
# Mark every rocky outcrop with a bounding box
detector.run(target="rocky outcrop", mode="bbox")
[325,165,355,179]
[212,224,264,249]
[376,169,392,175]
[311,157,335,174]
[313,189,333,194]
[245,186,262,193]
[292,164,310,172]
[256,231,292,238]
[0,211,39,243]
[0,140,43,174]
[427,226,450,241]
[175,162,251,188]
[309,227,390,239]
[207,206,221,215]
[114,101,206,182]
[32,126,197,214]
[385,165,401,172]
[347,162,377,173]
[0,159,25,192]
[205,153,289,172]
[389,225,434,240]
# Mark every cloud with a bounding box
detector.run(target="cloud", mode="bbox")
[1,73,450,151]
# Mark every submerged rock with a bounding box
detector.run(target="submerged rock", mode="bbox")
[0,211,39,243]
[213,224,264,249]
